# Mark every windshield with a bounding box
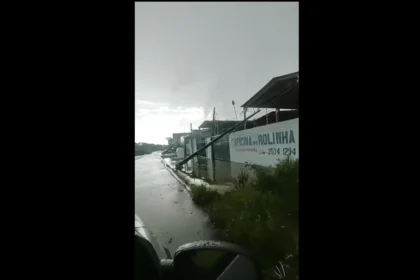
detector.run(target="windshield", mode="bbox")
[135,3,299,279]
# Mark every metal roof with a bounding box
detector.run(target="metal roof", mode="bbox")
[241,71,299,109]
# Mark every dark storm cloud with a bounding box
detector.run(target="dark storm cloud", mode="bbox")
[135,2,298,142]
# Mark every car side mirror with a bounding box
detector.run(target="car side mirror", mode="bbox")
[172,241,259,280]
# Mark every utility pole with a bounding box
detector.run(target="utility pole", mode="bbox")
[244,107,247,129]
[211,107,216,181]
[212,108,216,135]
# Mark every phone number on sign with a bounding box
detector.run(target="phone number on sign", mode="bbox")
[267,147,296,156]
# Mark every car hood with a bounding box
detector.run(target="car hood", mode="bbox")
[135,215,169,259]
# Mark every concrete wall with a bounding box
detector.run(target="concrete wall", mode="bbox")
[229,118,298,180]
[229,118,298,166]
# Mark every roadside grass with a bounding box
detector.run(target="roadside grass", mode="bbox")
[189,184,221,211]
[189,158,299,280]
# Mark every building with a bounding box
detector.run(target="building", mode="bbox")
[172,133,190,146]
[242,71,299,111]
[229,71,299,169]
[241,71,298,127]
[178,71,299,183]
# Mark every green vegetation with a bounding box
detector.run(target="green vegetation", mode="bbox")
[190,158,299,280]
[135,142,166,156]
[190,184,221,211]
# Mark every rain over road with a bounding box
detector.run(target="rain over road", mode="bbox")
[135,152,215,255]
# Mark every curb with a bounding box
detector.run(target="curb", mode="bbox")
[161,159,191,193]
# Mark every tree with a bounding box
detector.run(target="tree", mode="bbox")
[135,142,164,156]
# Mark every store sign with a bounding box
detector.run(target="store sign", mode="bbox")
[229,118,298,167]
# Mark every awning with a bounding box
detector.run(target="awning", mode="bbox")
[241,71,299,109]
[251,110,298,127]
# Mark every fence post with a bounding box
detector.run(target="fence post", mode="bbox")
[211,138,216,182]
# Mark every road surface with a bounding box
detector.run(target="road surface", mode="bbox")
[135,152,215,255]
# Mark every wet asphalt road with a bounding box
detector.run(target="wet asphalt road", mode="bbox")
[135,152,215,255]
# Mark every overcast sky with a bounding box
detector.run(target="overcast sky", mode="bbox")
[135,2,298,144]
